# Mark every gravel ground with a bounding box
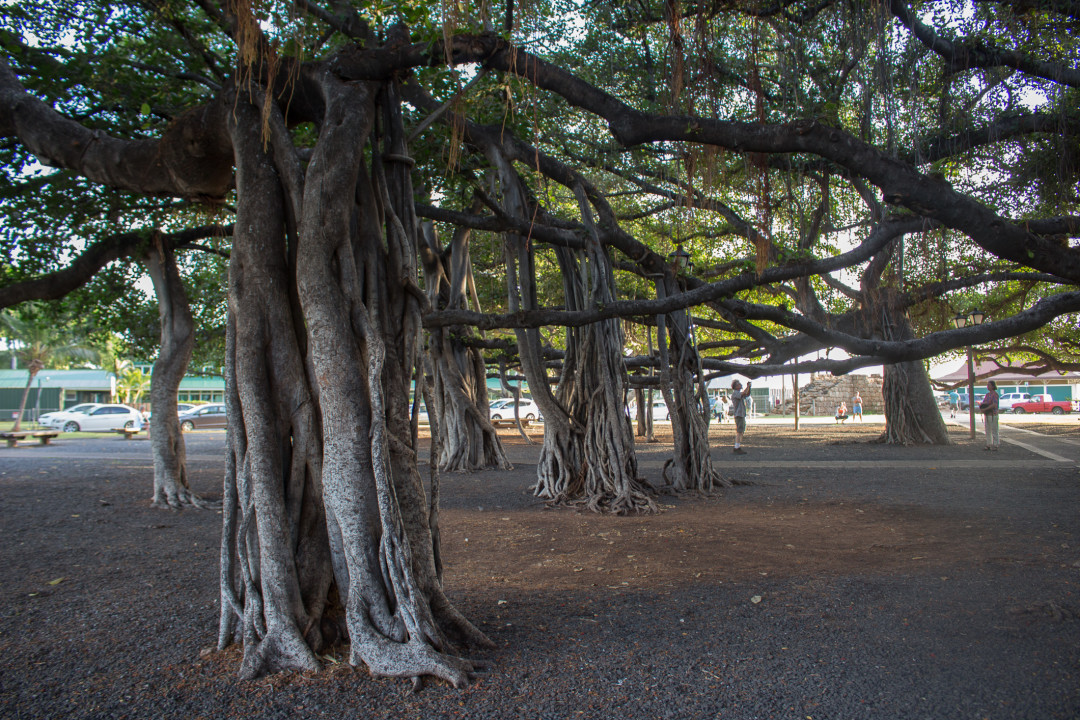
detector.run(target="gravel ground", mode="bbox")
[1,422,1078,719]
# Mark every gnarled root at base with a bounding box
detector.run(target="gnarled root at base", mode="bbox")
[428,588,496,650]
[348,614,479,688]
[661,459,754,491]
[152,488,221,510]
[238,624,322,680]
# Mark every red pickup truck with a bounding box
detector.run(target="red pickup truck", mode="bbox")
[1009,394,1075,415]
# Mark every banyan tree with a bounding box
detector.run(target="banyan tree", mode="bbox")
[3,0,1080,682]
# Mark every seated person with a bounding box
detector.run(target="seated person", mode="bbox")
[835,401,849,423]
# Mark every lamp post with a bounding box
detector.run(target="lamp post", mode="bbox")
[667,245,692,273]
[953,309,985,438]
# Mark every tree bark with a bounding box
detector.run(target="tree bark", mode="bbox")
[480,147,586,503]
[145,235,208,509]
[11,361,40,432]
[656,275,728,492]
[218,92,329,678]
[566,186,654,514]
[420,222,511,473]
[482,141,653,512]
[877,306,951,445]
[289,74,486,683]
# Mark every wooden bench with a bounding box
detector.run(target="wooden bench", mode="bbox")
[114,427,143,439]
[491,418,531,429]
[1,431,60,448]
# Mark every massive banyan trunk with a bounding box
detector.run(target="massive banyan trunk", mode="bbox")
[419,221,511,472]
[218,93,329,677]
[145,235,207,509]
[217,77,487,684]
[547,187,654,514]
[487,142,652,513]
[656,275,727,492]
[878,307,951,445]
[484,148,584,502]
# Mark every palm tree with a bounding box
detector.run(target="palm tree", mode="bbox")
[95,337,135,403]
[0,310,97,431]
[116,366,151,407]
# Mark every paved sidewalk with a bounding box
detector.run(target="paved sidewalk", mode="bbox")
[994,424,1078,462]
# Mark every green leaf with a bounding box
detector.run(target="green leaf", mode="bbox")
[139,103,151,116]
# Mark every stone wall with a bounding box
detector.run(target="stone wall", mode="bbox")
[781,374,884,416]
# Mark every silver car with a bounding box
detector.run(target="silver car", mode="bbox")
[178,404,227,431]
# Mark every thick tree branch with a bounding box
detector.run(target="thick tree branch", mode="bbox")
[903,270,1069,306]
[425,218,915,330]
[910,111,1080,164]
[335,34,1080,282]
[415,204,585,249]
[889,0,1080,88]
[0,224,232,309]
[0,56,233,199]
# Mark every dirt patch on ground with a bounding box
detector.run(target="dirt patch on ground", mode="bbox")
[442,499,994,592]
[437,421,1036,597]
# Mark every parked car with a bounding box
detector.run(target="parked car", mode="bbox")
[957,392,985,411]
[38,403,101,428]
[146,402,200,421]
[651,399,670,421]
[630,399,670,421]
[489,397,540,421]
[47,404,143,432]
[178,403,227,431]
[1010,394,1075,415]
[997,392,1032,411]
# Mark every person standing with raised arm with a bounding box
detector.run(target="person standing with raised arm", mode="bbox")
[979,380,1000,450]
[730,379,752,454]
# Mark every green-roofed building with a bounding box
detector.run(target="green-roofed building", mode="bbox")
[177,375,226,404]
[0,369,113,421]
[0,368,225,421]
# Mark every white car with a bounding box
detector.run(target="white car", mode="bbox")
[489,397,540,421]
[51,404,144,432]
[38,403,102,429]
[997,392,1032,411]
[645,399,669,421]
[628,399,669,421]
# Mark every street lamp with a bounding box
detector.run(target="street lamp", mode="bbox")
[952,309,985,438]
[667,245,692,273]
